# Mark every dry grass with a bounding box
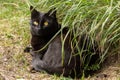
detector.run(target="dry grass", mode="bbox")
[0,0,120,80]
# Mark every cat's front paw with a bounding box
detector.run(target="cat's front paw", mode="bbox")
[29,65,37,73]
[24,46,32,53]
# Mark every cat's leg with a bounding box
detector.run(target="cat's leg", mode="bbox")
[30,50,46,59]
[31,57,47,72]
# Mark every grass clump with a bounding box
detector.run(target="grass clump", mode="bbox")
[28,0,120,73]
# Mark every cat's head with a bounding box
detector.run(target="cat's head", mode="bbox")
[30,6,60,37]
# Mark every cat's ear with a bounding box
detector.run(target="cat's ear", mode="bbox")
[30,6,39,19]
[47,8,56,18]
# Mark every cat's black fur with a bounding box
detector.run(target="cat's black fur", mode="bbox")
[30,6,60,51]
[25,6,100,78]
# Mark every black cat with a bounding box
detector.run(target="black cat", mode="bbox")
[24,6,61,55]
[25,6,100,78]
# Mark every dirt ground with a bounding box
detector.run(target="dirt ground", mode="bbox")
[0,46,52,80]
[0,45,120,80]
[86,53,120,80]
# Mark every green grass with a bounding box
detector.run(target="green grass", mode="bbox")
[0,0,120,80]
[30,0,120,72]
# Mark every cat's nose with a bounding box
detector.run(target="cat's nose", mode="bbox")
[39,26,42,29]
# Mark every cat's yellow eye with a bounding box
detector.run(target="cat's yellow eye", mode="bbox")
[33,21,38,26]
[44,21,48,26]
